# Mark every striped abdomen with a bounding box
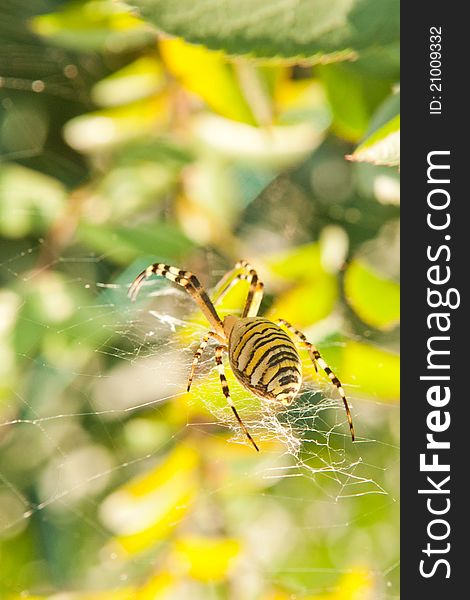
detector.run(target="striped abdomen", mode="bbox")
[228,317,302,405]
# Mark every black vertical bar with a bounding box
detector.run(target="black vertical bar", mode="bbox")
[402,3,466,596]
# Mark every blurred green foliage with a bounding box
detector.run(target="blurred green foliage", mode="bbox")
[0,0,399,598]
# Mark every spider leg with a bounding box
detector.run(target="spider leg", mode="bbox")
[187,331,217,392]
[243,276,264,318]
[128,263,225,337]
[212,260,264,318]
[215,345,260,452]
[277,319,355,442]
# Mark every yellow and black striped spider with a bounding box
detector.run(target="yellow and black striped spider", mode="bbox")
[129,260,355,451]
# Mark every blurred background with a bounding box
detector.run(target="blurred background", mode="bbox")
[0,1,400,598]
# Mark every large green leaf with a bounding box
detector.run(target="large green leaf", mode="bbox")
[316,63,392,141]
[131,0,399,61]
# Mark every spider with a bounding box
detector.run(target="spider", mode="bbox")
[129,260,355,451]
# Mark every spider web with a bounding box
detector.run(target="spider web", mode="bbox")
[0,8,399,596]
[102,278,388,492]
[0,241,399,597]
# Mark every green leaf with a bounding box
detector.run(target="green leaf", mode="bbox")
[346,114,400,166]
[316,63,392,142]
[365,92,400,136]
[31,0,154,52]
[132,0,399,62]
[112,138,193,168]
[0,164,66,238]
[349,41,400,80]
[77,222,194,265]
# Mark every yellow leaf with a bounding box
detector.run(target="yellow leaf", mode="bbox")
[268,277,337,328]
[342,341,399,402]
[174,536,241,582]
[275,75,330,127]
[99,443,199,553]
[266,243,338,327]
[333,569,374,600]
[276,76,321,109]
[31,0,151,53]
[344,260,400,330]
[138,571,176,600]
[77,591,136,600]
[64,96,168,152]
[266,242,323,280]
[319,568,375,600]
[92,56,165,107]
[160,38,255,124]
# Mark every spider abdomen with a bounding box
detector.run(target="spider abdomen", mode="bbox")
[228,317,302,405]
